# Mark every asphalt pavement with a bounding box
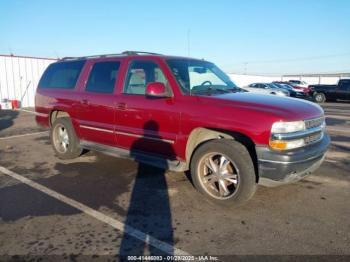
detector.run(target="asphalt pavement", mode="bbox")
[0,103,349,261]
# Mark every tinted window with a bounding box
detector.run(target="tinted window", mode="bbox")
[39,60,85,89]
[339,80,350,89]
[124,61,168,95]
[86,62,120,93]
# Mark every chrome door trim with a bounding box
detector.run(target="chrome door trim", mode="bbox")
[80,125,114,133]
[116,130,175,144]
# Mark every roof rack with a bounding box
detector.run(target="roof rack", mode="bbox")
[121,51,162,56]
[61,51,163,61]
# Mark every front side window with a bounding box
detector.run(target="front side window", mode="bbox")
[86,62,120,93]
[123,60,168,95]
[166,59,238,96]
[39,60,85,89]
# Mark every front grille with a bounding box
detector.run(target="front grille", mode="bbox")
[304,131,323,145]
[305,117,324,129]
[303,116,325,145]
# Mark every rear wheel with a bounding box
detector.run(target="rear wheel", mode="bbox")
[50,117,82,159]
[314,92,326,103]
[190,139,257,206]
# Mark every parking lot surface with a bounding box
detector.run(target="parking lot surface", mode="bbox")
[0,104,350,260]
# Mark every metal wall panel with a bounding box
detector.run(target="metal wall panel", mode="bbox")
[0,55,56,107]
[1,54,349,108]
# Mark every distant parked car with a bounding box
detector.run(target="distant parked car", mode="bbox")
[309,79,350,103]
[287,80,312,94]
[273,81,299,91]
[271,83,307,99]
[288,80,308,88]
[243,83,289,96]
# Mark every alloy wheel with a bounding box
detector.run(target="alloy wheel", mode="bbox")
[197,152,240,200]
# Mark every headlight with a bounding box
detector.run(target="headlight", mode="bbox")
[271,121,305,133]
[270,121,306,150]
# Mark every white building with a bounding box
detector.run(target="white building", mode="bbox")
[0,54,349,108]
[0,54,56,107]
[228,73,350,87]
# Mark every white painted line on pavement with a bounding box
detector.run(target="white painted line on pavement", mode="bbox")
[325,159,338,163]
[0,165,189,256]
[326,127,350,134]
[16,108,36,114]
[0,131,49,140]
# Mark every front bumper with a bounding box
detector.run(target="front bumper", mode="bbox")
[256,134,330,187]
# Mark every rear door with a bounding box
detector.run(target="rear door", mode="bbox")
[115,58,180,159]
[76,59,122,146]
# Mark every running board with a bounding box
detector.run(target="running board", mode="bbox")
[80,140,187,172]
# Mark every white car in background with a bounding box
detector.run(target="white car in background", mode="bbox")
[288,80,309,88]
[243,83,290,96]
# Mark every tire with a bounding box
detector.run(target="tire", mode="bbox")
[50,117,83,160]
[190,139,257,206]
[314,92,326,103]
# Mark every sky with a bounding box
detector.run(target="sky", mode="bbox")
[0,0,349,75]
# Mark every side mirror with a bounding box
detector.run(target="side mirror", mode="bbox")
[145,82,171,98]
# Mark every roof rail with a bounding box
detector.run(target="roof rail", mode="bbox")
[121,51,163,56]
[60,51,163,61]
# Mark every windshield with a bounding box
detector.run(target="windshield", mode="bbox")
[166,59,239,96]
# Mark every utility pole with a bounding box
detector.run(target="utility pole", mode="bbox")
[187,29,191,56]
[243,62,248,75]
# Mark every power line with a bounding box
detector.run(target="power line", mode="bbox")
[232,52,350,65]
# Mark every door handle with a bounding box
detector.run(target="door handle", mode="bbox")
[82,99,89,105]
[117,102,127,110]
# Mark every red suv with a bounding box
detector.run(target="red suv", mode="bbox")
[35,51,330,205]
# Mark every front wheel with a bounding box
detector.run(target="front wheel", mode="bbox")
[190,139,257,206]
[50,117,83,160]
[314,92,326,103]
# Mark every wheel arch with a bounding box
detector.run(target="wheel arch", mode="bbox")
[185,127,259,181]
[49,109,71,126]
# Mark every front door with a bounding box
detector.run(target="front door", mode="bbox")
[115,59,180,159]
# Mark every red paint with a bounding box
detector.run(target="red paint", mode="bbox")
[145,82,167,97]
[11,100,20,109]
[35,54,324,161]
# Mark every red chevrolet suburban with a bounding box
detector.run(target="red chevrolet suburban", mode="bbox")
[35,51,330,205]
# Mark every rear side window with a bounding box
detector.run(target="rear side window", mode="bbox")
[86,62,120,93]
[39,60,85,89]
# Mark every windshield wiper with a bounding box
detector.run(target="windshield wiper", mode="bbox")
[193,88,231,96]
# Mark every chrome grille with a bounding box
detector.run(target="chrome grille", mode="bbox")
[305,117,324,129]
[304,132,323,145]
[303,116,325,145]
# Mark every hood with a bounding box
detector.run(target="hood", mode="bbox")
[198,92,323,121]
